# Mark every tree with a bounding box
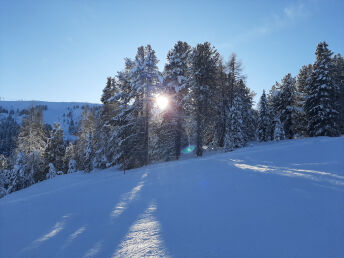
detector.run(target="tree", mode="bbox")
[225,95,244,151]
[101,77,116,105]
[189,42,219,156]
[67,159,77,174]
[0,154,8,198]
[161,41,192,160]
[273,117,285,141]
[257,90,272,141]
[305,42,340,137]
[84,132,94,172]
[0,116,20,157]
[126,45,161,165]
[75,106,96,171]
[214,57,228,147]
[44,123,65,172]
[279,74,298,139]
[332,54,344,134]
[295,64,312,136]
[46,163,57,179]
[7,152,35,193]
[63,142,75,173]
[17,107,47,181]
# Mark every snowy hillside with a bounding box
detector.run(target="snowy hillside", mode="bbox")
[0,136,343,257]
[0,101,101,139]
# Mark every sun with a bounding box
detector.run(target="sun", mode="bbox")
[155,95,169,110]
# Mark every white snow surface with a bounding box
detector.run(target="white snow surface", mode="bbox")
[1,136,344,257]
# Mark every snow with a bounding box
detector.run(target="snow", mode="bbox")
[1,136,344,257]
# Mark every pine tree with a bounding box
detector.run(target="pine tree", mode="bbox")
[305,42,340,137]
[279,73,298,139]
[46,163,57,179]
[0,116,20,157]
[225,95,244,151]
[0,154,7,198]
[84,132,94,172]
[75,106,96,171]
[7,152,35,193]
[101,77,116,104]
[273,117,285,141]
[160,41,191,160]
[332,54,344,134]
[67,159,77,174]
[189,42,219,156]
[295,64,312,136]
[17,107,47,181]
[125,45,161,165]
[111,59,140,169]
[236,79,256,142]
[257,90,272,141]
[44,123,65,172]
[214,57,228,147]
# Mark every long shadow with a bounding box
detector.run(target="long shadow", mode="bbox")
[60,170,154,258]
[9,169,149,258]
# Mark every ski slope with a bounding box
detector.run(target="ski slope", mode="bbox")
[1,137,344,257]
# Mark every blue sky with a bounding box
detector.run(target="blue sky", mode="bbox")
[1,0,343,103]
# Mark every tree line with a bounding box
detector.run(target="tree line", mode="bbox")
[0,41,343,198]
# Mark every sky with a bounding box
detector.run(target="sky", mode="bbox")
[0,0,343,104]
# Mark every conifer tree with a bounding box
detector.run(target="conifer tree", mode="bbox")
[305,42,340,136]
[75,106,96,170]
[189,42,219,156]
[0,154,7,198]
[44,123,65,172]
[84,132,94,172]
[127,45,161,165]
[295,64,312,136]
[112,58,146,169]
[0,116,20,157]
[225,95,244,151]
[63,142,75,173]
[160,41,191,160]
[332,54,344,134]
[279,73,298,139]
[273,117,285,141]
[214,57,228,147]
[257,90,271,141]
[46,163,57,179]
[17,107,47,181]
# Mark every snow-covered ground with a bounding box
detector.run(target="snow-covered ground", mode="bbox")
[1,136,343,257]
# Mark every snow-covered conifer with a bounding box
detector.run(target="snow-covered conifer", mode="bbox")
[305,42,340,137]
[189,42,219,156]
[273,117,285,141]
[46,163,57,179]
[158,41,191,160]
[279,73,298,139]
[44,123,65,172]
[332,54,344,134]
[295,65,313,136]
[257,90,272,141]
[67,159,77,174]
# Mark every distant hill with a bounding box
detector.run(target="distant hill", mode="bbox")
[0,100,101,140]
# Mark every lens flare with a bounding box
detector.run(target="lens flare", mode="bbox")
[155,95,169,110]
[182,145,195,154]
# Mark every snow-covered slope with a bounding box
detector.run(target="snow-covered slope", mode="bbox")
[0,100,101,139]
[1,137,343,257]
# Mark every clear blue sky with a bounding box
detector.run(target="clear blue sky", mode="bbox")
[1,0,343,103]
